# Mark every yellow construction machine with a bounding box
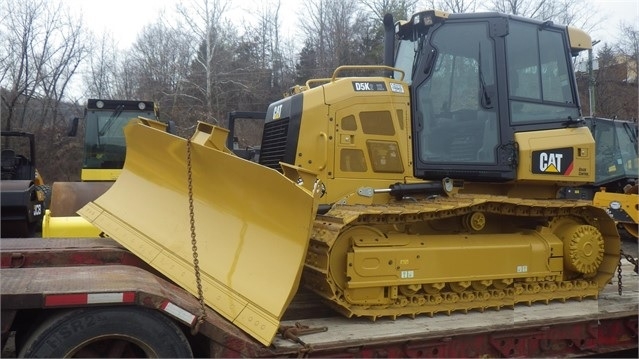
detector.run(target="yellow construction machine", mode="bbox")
[560,117,638,239]
[42,99,163,237]
[1,131,48,237]
[79,11,622,346]
[588,117,637,238]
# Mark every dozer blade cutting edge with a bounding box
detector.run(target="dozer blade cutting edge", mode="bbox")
[79,118,321,346]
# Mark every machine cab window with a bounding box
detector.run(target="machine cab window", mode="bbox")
[400,14,581,182]
[83,100,156,171]
[506,21,579,124]
[412,21,499,168]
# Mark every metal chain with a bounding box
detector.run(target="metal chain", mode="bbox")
[620,248,639,273]
[617,255,623,295]
[618,248,639,296]
[187,139,207,334]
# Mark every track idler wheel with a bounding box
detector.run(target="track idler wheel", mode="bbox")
[551,217,604,276]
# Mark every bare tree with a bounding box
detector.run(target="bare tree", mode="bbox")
[486,0,555,18]
[359,0,420,22]
[0,0,90,182]
[593,44,624,117]
[426,0,478,13]
[0,0,88,131]
[130,23,192,98]
[617,21,639,87]
[1,0,48,131]
[607,21,639,120]
[300,0,361,78]
[485,0,601,33]
[111,52,139,100]
[123,21,195,131]
[250,0,285,89]
[175,0,233,124]
[84,33,120,99]
[356,0,421,67]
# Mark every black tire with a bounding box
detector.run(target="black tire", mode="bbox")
[18,307,193,358]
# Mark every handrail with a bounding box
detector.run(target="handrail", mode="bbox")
[304,65,406,90]
[331,65,405,82]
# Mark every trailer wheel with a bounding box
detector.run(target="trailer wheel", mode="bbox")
[18,307,193,358]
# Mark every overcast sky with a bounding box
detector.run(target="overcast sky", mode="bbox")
[60,0,637,50]
[61,0,301,49]
[590,0,639,42]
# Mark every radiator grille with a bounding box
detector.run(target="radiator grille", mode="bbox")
[259,119,290,170]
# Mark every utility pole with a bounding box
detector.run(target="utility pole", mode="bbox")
[588,40,601,117]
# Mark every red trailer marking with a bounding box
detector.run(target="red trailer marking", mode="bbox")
[44,292,135,307]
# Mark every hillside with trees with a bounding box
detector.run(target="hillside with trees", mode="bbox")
[1,0,637,183]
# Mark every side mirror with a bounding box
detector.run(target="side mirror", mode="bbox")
[423,49,436,77]
[67,117,79,137]
[166,120,176,134]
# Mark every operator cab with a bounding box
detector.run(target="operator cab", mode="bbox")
[392,11,585,182]
[82,99,157,179]
[586,117,638,188]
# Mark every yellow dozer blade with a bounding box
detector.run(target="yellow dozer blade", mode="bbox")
[79,118,320,346]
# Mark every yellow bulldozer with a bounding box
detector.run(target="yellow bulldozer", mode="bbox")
[79,11,623,346]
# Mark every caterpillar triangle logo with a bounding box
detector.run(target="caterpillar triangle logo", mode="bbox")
[544,163,560,173]
[532,147,574,175]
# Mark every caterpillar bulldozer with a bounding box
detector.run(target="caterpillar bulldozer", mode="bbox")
[42,99,162,237]
[79,11,622,346]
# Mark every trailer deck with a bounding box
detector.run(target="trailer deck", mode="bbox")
[1,238,637,357]
[271,257,638,357]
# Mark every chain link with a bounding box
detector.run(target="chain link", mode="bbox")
[620,248,639,272]
[187,139,207,334]
[617,255,623,295]
[618,248,639,296]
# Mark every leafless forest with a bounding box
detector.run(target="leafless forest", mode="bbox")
[1,0,637,183]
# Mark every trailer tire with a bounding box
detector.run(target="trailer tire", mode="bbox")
[18,307,193,358]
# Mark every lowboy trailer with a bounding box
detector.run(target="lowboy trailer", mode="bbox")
[1,238,636,358]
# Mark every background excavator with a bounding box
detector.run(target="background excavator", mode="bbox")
[80,11,622,346]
